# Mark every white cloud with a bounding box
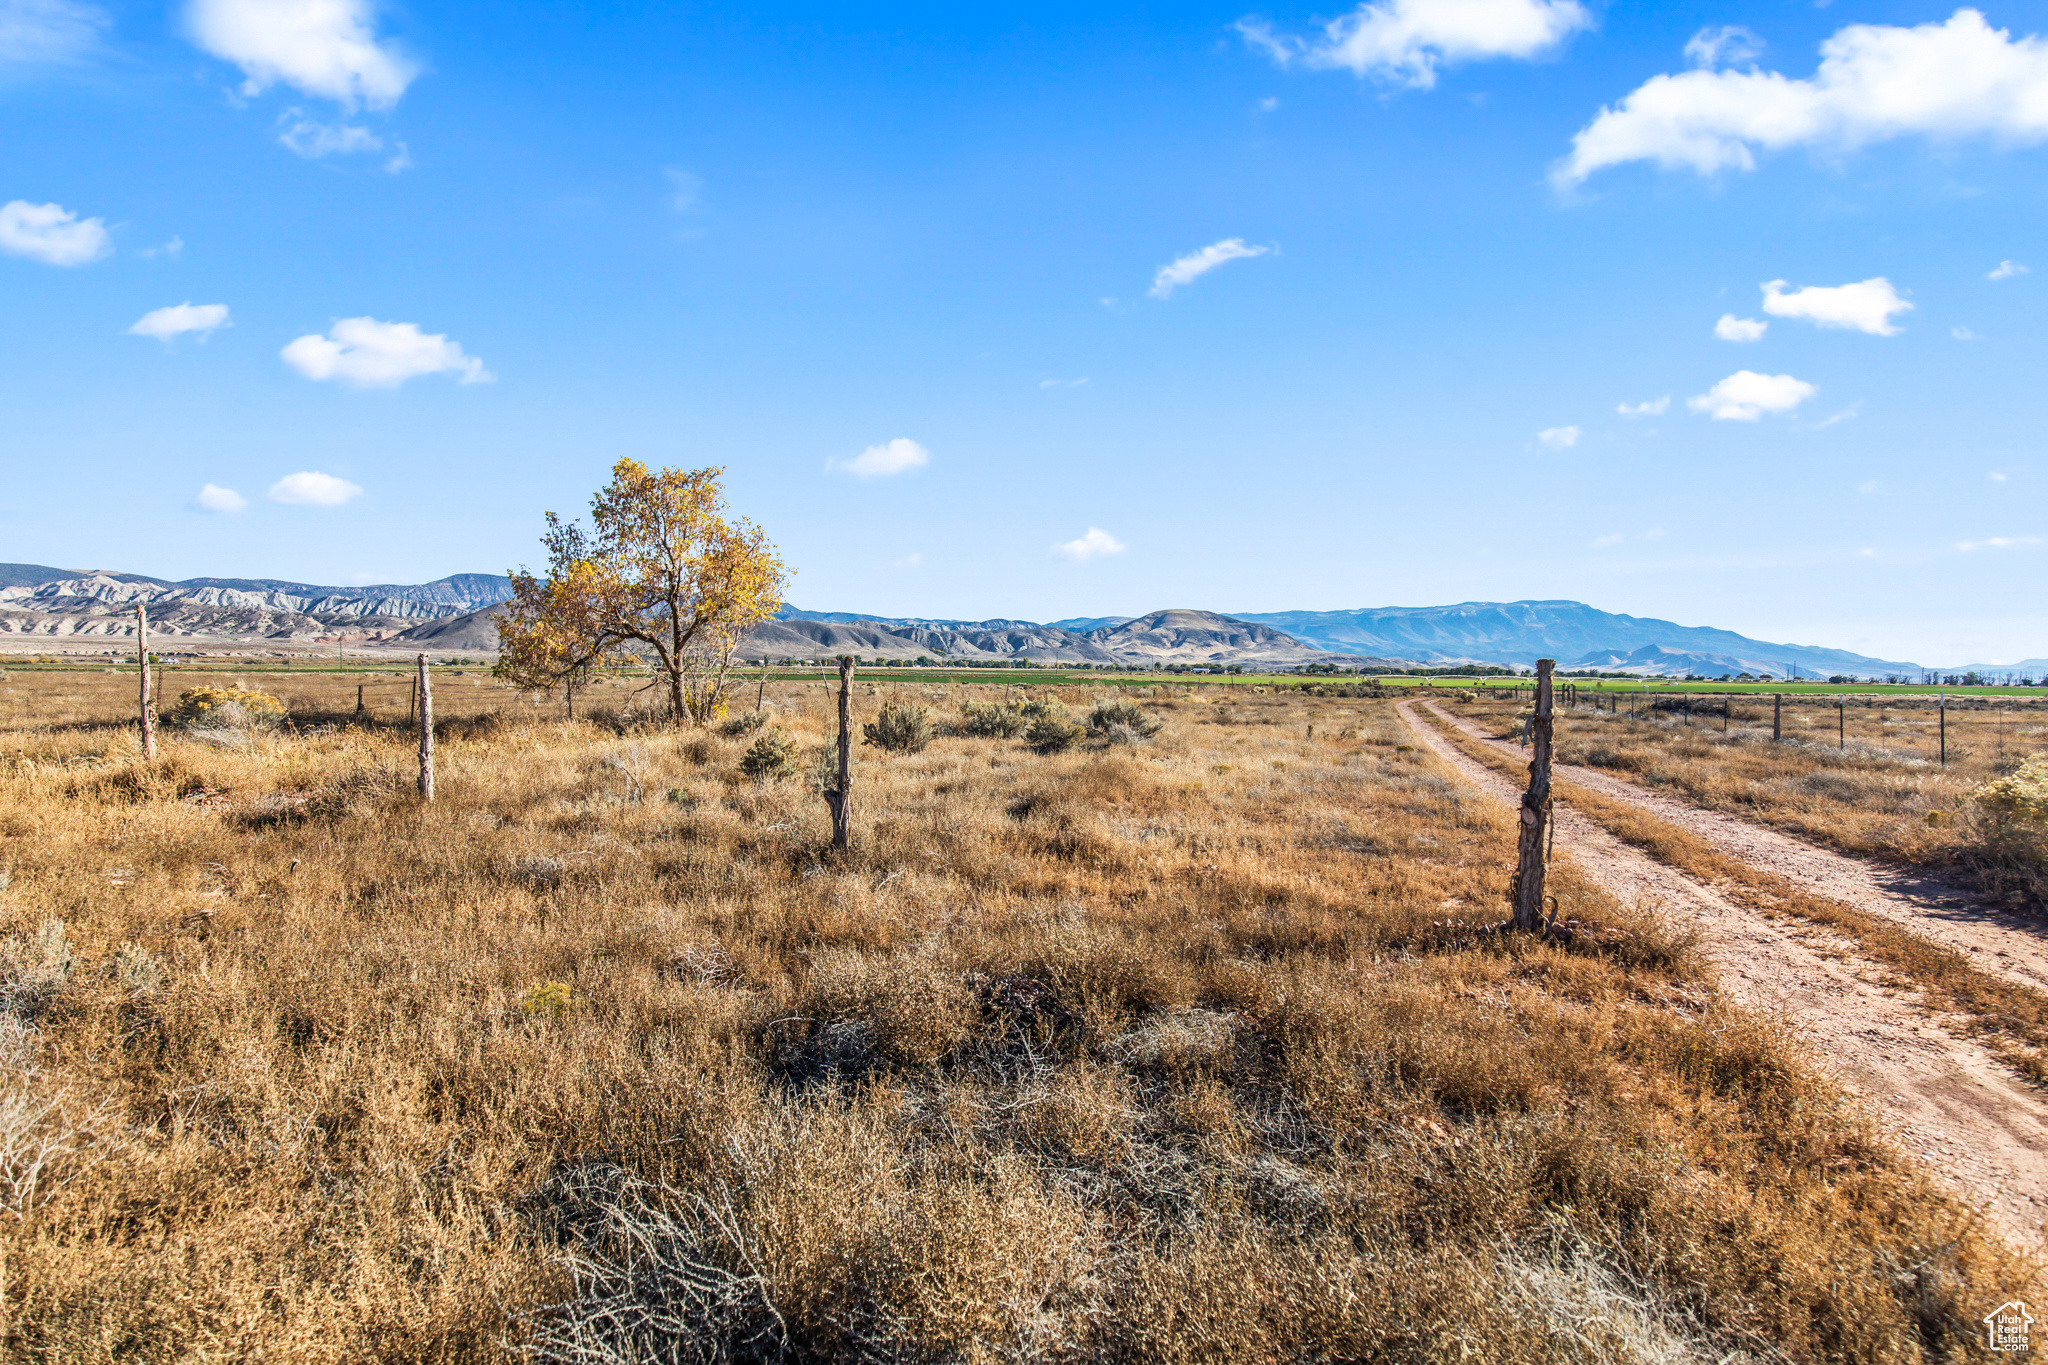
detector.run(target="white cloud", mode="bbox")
[129,301,231,341]
[1536,424,1580,449]
[277,112,381,157]
[664,167,703,213]
[1957,535,2041,551]
[1990,471,2007,481]
[0,199,110,266]
[829,437,929,479]
[268,470,362,505]
[1038,377,1088,389]
[1687,370,1817,421]
[1150,238,1268,299]
[1616,395,1669,416]
[1052,527,1126,561]
[1589,532,1625,548]
[139,235,184,259]
[1714,313,1767,342]
[193,483,247,512]
[0,0,107,63]
[281,317,491,387]
[1988,258,2029,279]
[1761,277,1911,335]
[1952,325,1976,339]
[1238,0,1591,89]
[1257,95,1280,111]
[1685,25,1763,70]
[186,0,416,110]
[893,552,923,569]
[1812,402,1861,428]
[1857,479,1879,495]
[1557,10,2048,185]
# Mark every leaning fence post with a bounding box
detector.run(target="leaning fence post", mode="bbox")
[824,656,854,849]
[416,653,435,800]
[136,604,157,760]
[1511,659,1555,934]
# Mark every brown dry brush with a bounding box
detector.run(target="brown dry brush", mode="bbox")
[0,670,2034,1362]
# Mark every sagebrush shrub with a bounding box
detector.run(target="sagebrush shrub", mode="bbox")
[1025,712,1086,754]
[863,702,933,754]
[1085,699,1162,741]
[959,702,1025,738]
[740,728,799,779]
[721,709,770,738]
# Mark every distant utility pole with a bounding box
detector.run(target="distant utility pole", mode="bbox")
[136,604,157,761]
[1511,659,1555,934]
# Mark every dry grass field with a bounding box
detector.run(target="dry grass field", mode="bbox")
[0,669,2035,1362]
[1444,691,2048,908]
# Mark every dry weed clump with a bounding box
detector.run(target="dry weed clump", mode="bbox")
[0,668,2033,1361]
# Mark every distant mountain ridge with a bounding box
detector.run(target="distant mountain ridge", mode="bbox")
[0,567,2023,674]
[1227,601,1926,679]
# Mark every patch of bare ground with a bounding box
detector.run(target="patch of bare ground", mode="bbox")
[1403,698,2048,1253]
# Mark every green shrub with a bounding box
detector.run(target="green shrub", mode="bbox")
[1086,698,1163,742]
[1025,712,1087,754]
[720,709,770,738]
[863,702,934,753]
[740,728,799,779]
[959,702,1026,738]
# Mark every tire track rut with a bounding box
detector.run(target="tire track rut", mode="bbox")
[1395,698,2048,1253]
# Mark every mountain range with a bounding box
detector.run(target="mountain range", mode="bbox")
[0,565,2027,677]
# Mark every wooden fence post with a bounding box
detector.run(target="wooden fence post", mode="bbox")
[1939,691,1947,766]
[136,604,156,761]
[824,656,854,849]
[1511,659,1555,934]
[417,653,435,801]
[1773,693,1782,741]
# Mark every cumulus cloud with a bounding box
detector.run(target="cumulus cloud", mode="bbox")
[1684,25,1763,70]
[1537,425,1580,449]
[1714,313,1767,342]
[1150,238,1268,299]
[281,317,491,388]
[277,112,381,157]
[1761,277,1911,335]
[193,483,247,512]
[1988,258,2029,279]
[1051,527,1126,561]
[129,302,231,342]
[268,470,362,505]
[829,438,929,479]
[186,0,416,110]
[1688,370,1817,421]
[0,199,110,266]
[1556,9,2048,185]
[1616,396,1669,416]
[1238,0,1591,89]
[1,0,108,63]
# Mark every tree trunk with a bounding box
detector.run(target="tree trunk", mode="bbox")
[417,653,435,801]
[826,656,854,850]
[137,605,156,761]
[1510,659,1555,933]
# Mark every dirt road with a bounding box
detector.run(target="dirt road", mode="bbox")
[1396,699,2048,1253]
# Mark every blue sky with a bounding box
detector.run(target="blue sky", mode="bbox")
[1,0,2043,664]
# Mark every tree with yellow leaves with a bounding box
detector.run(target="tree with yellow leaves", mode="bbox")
[495,461,788,725]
